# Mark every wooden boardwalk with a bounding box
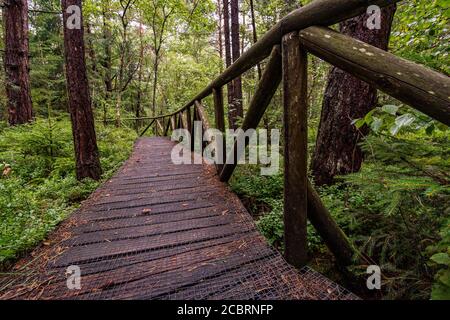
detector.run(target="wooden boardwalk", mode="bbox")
[0,137,357,300]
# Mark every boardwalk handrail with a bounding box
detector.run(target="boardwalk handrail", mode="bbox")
[125,0,450,267]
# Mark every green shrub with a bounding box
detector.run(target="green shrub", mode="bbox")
[0,118,137,268]
[428,218,450,300]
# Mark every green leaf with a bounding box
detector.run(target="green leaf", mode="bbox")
[436,0,450,9]
[439,270,450,287]
[396,113,416,127]
[431,282,450,300]
[352,118,366,129]
[431,253,450,266]
[390,114,416,135]
[364,109,377,124]
[426,124,436,136]
[382,105,400,115]
[371,117,383,132]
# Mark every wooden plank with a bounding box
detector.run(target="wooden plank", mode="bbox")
[93,185,220,206]
[74,207,227,234]
[68,215,239,247]
[90,193,215,212]
[76,241,274,300]
[78,201,216,223]
[49,231,258,276]
[299,26,450,126]
[1,137,357,300]
[282,32,308,268]
[53,223,255,267]
[46,233,261,298]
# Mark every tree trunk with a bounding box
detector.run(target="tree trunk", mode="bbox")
[249,0,261,79]
[152,57,159,117]
[61,0,102,181]
[311,5,397,186]
[3,0,33,126]
[223,0,234,127]
[229,0,243,129]
[136,22,144,130]
[85,22,97,73]
[101,1,113,124]
[217,0,224,72]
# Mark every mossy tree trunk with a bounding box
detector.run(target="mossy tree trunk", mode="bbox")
[311,5,397,186]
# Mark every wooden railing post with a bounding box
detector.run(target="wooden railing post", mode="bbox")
[164,117,171,136]
[282,31,308,268]
[155,119,161,136]
[139,119,156,137]
[191,105,199,152]
[170,115,176,132]
[195,100,211,151]
[178,113,181,129]
[186,106,192,137]
[213,87,225,171]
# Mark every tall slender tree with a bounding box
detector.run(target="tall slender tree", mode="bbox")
[216,0,224,72]
[222,0,234,127]
[148,1,174,117]
[229,0,243,129]
[101,0,113,124]
[249,0,261,79]
[61,0,102,181]
[115,0,137,127]
[312,5,397,186]
[3,0,33,125]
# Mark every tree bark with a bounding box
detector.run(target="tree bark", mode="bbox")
[85,22,97,73]
[311,5,397,186]
[115,0,133,127]
[229,0,243,129]
[150,4,173,117]
[136,21,145,130]
[3,0,33,126]
[62,0,102,181]
[217,0,224,72]
[101,0,113,124]
[249,0,261,79]
[223,0,234,127]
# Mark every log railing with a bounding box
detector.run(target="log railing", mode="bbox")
[121,0,450,268]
